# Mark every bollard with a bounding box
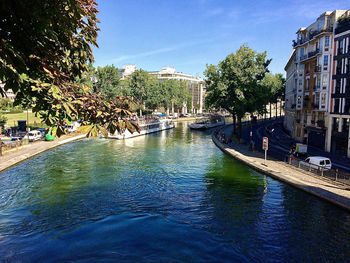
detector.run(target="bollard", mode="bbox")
[336,169,338,181]
[309,164,311,171]
[298,161,301,169]
[321,167,324,177]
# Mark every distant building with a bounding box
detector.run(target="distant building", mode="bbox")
[149,67,206,114]
[118,64,136,80]
[0,83,15,102]
[326,11,350,157]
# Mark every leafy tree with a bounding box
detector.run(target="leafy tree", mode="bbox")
[0,1,138,137]
[0,98,13,109]
[94,65,120,100]
[129,70,158,116]
[261,73,285,119]
[205,45,271,140]
[0,113,7,128]
[76,63,96,91]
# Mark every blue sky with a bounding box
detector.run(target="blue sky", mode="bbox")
[92,0,350,77]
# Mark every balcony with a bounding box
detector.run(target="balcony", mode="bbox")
[312,103,319,109]
[335,23,350,35]
[314,65,322,72]
[299,49,321,62]
[314,85,321,92]
[296,119,301,124]
[292,26,333,48]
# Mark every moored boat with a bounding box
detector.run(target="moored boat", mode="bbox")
[189,115,225,130]
[108,115,174,139]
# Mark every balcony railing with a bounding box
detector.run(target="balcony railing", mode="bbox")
[312,103,319,109]
[314,65,322,72]
[293,26,333,47]
[299,49,321,62]
[335,23,350,35]
[314,85,321,91]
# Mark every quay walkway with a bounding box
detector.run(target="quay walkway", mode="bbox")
[0,133,86,173]
[213,125,350,211]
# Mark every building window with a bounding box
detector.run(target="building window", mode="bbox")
[315,93,320,105]
[325,36,330,47]
[343,118,349,133]
[324,55,328,66]
[306,79,309,91]
[336,59,342,74]
[339,39,344,55]
[299,80,303,89]
[336,79,341,94]
[321,93,326,104]
[345,99,350,115]
[334,99,340,113]
[333,117,339,132]
[297,96,301,104]
[303,113,307,124]
[316,76,321,88]
[322,74,328,87]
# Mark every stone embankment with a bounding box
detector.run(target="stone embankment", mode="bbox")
[213,125,350,211]
[0,134,86,172]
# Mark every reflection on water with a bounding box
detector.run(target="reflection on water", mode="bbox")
[0,122,350,262]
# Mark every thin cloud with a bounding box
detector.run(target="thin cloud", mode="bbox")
[205,7,224,17]
[112,40,213,63]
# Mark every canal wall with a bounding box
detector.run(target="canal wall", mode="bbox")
[212,125,350,212]
[0,134,86,173]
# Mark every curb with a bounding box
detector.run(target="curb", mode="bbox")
[0,134,86,173]
[212,126,350,212]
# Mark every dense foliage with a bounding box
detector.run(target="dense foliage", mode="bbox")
[204,45,284,140]
[0,0,139,137]
[77,66,192,115]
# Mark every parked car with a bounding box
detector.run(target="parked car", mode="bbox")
[303,156,332,170]
[66,121,80,133]
[28,130,42,142]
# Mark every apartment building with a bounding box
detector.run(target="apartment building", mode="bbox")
[284,50,297,134]
[285,10,347,150]
[327,12,350,157]
[149,67,206,114]
[118,64,136,80]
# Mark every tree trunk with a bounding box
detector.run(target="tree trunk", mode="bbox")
[275,102,278,119]
[280,101,282,118]
[269,103,272,120]
[172,102,174,115]
[237,116,242,142]
[232,114,236,139]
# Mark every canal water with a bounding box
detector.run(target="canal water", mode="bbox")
[1,122,350,262]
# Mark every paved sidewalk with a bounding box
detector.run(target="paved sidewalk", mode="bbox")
[213,125,350,211]
[0,134,86,172]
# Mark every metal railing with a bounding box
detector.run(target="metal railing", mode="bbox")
[288,156,350,186]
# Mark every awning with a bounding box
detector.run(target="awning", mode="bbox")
[305,126,326,133]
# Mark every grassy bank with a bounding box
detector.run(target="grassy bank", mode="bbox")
[4,111,42,127]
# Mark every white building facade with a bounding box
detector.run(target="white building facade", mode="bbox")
[149,67,206,114]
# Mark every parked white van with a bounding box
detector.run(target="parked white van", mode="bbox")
[28,130,42,142]
[303,156,332,170]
